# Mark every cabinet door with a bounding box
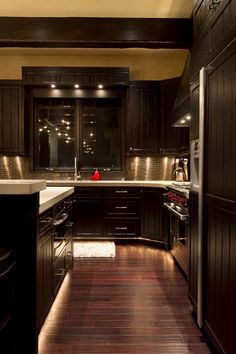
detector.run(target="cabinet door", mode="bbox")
[127,82,160,155]
[159,78,179,154]
[73,189,103,238]
[0,81,24,155]
[37,228,53,331]
[141,189,166,245]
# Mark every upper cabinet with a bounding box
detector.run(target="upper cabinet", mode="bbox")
[159,77,180,154]
[127,78,190,157]
[127,81,160,155]
[191,0,236,79]
[0,81,25,155]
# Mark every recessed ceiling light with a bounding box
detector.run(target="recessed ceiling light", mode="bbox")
[98,84,103,89]
[51,84,56,88]
[180,120,186,124]
[74,84,79,88]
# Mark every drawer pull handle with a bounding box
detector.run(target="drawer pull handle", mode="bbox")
[115,190,127,193]
[115,206,128,209]
[115,227,128,230]
[40,217,53,224]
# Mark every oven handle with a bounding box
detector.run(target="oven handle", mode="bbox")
[163,202,188,221]
[53,213,69,226]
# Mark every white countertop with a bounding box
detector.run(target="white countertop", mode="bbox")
[0,179,47,194]
[39,186,74,214]
[46,180,173,188]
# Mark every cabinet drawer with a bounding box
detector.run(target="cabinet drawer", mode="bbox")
[104,187,140,197]
[104,199,139,216]
[105,220,140,236]
[39,209,53,234]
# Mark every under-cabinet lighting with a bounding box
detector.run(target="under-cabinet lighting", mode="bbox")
[50,84,56,88]
[181,120,186,124]
[66,126,70,130]
[98,84,103,89]
[186,115,191,120]
[74,84,79,88]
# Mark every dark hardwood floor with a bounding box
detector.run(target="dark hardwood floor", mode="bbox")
[39,244,212,354]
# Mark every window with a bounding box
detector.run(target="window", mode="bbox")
[80,98,122,170]
[34,98,75,169]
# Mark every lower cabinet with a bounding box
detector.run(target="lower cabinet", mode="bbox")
[141,188,167,246]
[73,187,141,239]
[73,188,103,238]
[37,227,53,330]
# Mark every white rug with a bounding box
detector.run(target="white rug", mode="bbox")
[74,241,116,258]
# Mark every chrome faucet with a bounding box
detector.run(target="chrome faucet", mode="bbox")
[74,156,81,180]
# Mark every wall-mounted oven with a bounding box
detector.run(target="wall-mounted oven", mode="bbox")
[163,184,190,277]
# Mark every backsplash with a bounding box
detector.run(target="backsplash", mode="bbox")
[0,155,175,181]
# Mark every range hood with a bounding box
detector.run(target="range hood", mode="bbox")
[171,54,190,127]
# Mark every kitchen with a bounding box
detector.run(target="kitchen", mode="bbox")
[0,1,235,353]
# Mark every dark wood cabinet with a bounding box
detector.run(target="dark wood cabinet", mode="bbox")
[104,187,141,237]
[127,81,160,155]
[73,188,103,238]
[141,188,167,246]
[37,226,53,330]
[159,78,179,154]
[191,0,236,79]
[73,187,140,239]
[188,191,198,312]
[0,80,24,155]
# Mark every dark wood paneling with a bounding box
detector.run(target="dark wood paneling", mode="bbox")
[0,17,192,49]
[206,43,236,201]
[0,81,24,155]
[203,37,236,354]
[205,205,234,354]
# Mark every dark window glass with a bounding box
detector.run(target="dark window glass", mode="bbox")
[35,98,75,169]
[80,99,122,170]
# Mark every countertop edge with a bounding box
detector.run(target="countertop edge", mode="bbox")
[39,187,74,214]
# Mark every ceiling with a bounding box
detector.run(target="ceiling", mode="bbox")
[0,0,192,18]
[0,0,192,79]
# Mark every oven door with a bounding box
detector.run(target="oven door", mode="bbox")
[167,208,189,277]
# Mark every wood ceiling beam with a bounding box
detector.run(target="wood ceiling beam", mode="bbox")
[0,17,192,49]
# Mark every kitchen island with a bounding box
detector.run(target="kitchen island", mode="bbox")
[0,180,74,354]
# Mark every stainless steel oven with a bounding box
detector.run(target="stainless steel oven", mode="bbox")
[163,183,190,277]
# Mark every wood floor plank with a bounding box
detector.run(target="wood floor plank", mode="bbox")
[39,244,212,354]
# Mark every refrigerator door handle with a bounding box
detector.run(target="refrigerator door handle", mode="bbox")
[197,67,206,328]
